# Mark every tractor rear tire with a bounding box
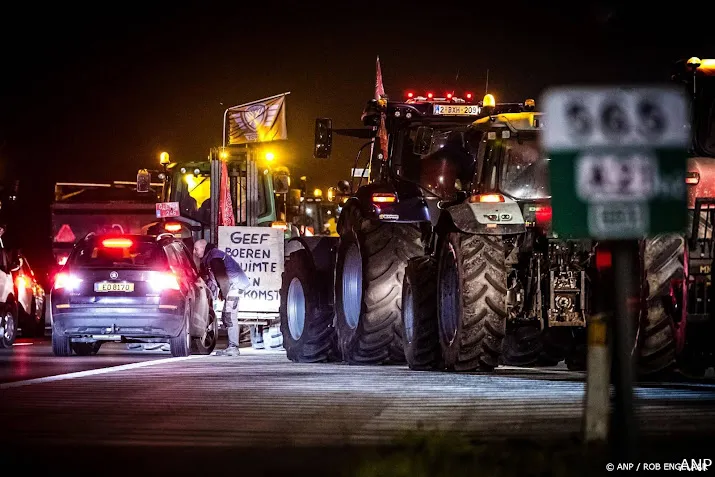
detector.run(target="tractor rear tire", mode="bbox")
[335,208,422,365]
[280,249,336,363]
[402,256,442,370]
[638,234,682,375]
[438,233,507,371]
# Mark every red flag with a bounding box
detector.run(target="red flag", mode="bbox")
[219,160,235,226]
[375,56,389,162]
[375,56,385,101]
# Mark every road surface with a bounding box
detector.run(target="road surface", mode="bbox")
[3,338,715,474]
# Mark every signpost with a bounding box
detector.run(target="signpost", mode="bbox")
[541,86,689,458]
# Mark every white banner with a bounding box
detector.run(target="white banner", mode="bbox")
[217,226,284,313]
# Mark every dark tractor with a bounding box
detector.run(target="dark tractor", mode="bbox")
[400,104,677,374]
[641,56,715,377]
[291,72,492,364]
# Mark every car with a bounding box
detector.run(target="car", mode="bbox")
[13,252,46,338]
[0,247,20,348]
[49,233,217,357]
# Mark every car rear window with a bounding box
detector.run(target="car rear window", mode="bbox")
[70,239,169,269]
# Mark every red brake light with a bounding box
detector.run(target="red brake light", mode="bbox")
[535,205,553,224]
[470,194,505,203]
[54,272,82,290]
[102,238,133,248]
[595,249,612,270]
[466,93,473,100]
[164,222,182,233]
[427,93,433,99]
[372,193,397,203]
[407,92,414,98]
[148,271,180,291]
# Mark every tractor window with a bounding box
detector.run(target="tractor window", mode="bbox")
[172,171,211,224]
[398,126,476,199]
[171,167,268,225]
[470,138,500,193]
[500,134,550,200]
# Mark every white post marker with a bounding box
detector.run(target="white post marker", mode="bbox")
[584,313,610,441]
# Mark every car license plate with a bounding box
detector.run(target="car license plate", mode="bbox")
[432,104,481,116]
[94,282,134,293]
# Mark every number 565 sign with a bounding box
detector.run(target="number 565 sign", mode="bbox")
[541,86,690,239]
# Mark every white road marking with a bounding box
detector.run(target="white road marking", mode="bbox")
[499,365,584,376]
[0,355,206,390]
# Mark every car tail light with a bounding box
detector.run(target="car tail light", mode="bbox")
[686,172,700,185]
[372,193,397,203]
[470,193,505,203]
[147,271,180,291]
[535,205,552,224]
[102,238,133,248]
[15,276,27,289]
[54,272,83,291]
[164,222,182,233]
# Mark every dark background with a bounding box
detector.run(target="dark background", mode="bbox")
[0,0,713,280]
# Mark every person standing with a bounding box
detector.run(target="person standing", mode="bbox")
[193,239,250,356]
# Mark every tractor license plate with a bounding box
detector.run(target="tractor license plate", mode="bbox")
[432,104,481,116]
[94,282,134,293]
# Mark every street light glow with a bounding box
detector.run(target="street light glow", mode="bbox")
[265,152,275,161]
[159,151,170,165]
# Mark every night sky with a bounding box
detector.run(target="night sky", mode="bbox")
[0,0,713,276]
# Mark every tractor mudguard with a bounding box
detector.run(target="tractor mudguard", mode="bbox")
[351,180,431,224]
[444,199,526,236]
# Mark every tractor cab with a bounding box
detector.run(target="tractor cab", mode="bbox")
[466,109,551,232]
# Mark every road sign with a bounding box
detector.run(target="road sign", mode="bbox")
[351,168,368,178]
[155,202,180,218]
[541,86,690,239]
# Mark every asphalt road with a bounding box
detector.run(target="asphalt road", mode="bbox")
[3,338,715,475]
[0,337,172,384]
